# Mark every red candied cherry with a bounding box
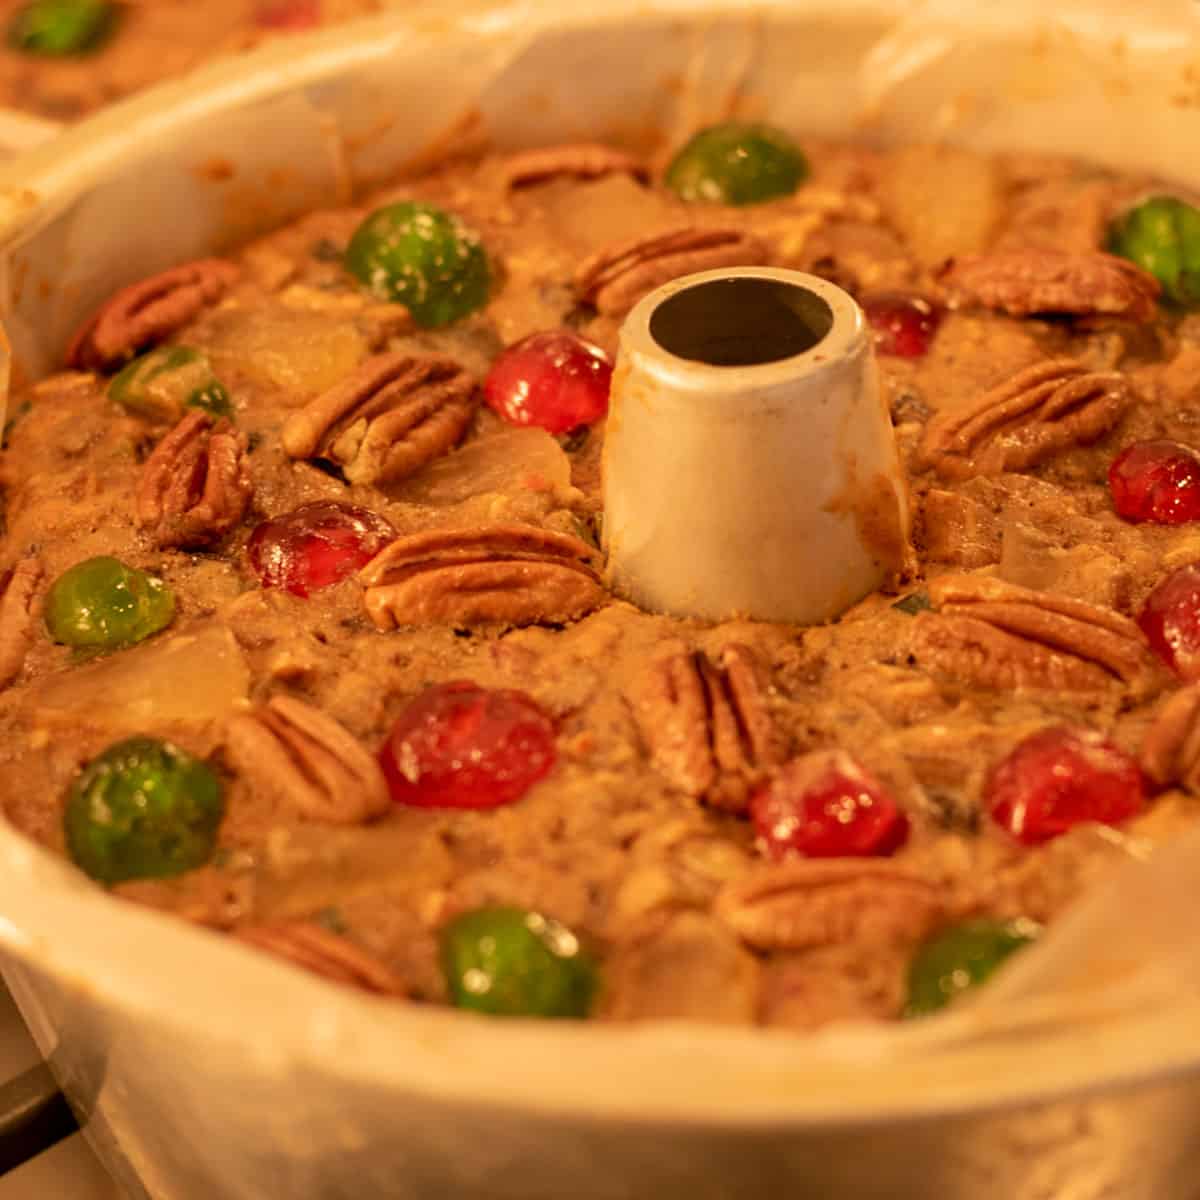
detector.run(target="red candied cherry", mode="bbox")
[1109,440,1200,525]
[247,501,395,598]
[750,749,910,859]
[985,727,1145,846]
[1139,562,1200,680]
[483,330,612,435]
[254,0,320,28]
[861,293,943,358]
[379,681,557,809]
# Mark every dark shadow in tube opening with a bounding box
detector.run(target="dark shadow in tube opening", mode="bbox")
[649,276,834,367]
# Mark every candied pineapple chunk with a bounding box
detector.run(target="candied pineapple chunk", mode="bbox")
[205,307,369,400]
[881,144,1001,268]
[35,623,250,727]
[396,427,572,506]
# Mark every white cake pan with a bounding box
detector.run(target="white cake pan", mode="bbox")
[1,3,1200,1197]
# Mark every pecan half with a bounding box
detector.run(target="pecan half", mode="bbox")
[628,642,784,813]
[500,143,648,191]
[280,353,477,487]
[67,259,240,370]
[223,695,390,825]
[714,860,942,952]
[918,359,1132,480]
[359,523,605,629]
[136,410,252,549]
[0,558,41,689]
[575,226,769,316]
[941,250,1159,322]
[909,574,1161,695]
[234,920,406,995]
[1140,684,1200,793]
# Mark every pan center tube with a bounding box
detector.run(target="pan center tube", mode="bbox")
[602,267,910,625]
[648,274,833,366]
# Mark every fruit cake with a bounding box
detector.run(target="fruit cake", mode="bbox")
[2,124,1199,1027]
[0,0,388,119]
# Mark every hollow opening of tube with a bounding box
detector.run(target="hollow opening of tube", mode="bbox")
[648,276,834,367]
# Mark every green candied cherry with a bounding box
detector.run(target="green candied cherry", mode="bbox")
[665,122,809,206]
[8,0,117,55]
[905,917,1041,1017]
[344,201,491,328]
[65,737,224,885]
[44,556,175,650]
[440,906,597,1018]
[108,346,231,422]
[1108,195,1200,307]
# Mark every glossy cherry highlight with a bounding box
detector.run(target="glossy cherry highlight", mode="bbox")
[985,726,1145,845]
[483,330,612,435]
[1139,562,1200,681]
[379,681,557,809]
[861,293,943,358]
[1109,439,1200,525]
[750,750,909,859]
[247,501,395,598]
